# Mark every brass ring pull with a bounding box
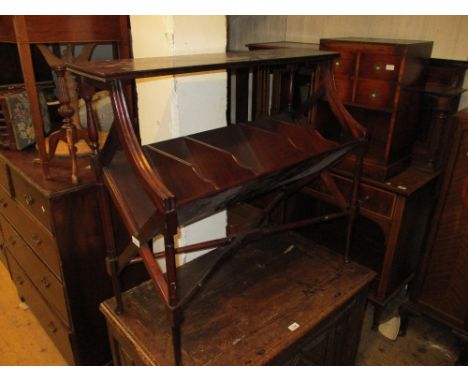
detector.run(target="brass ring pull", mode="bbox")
[41,276,51,288]
[370,92,379,100]
[24,193,34,206]
[48,321,58,333]
[31,234,42,246]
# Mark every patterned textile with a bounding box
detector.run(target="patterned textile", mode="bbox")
[78,90,114,132]
[5,91,51,150]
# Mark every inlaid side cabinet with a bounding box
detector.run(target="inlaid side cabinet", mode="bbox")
[319,37,433,180]
[0,150,143,365]
[399,109,468,365]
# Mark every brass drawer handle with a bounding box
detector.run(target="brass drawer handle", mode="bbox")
[31,234,42,246]
[24,193,34,206]
[48,321,58,334]
[359,195,370,205]
[335,60,341,67]
[369,92,379,100]
[40,276,51,289]
[373,63,382,72]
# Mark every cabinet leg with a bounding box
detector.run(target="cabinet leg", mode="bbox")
[371,303,384,331]
[397,302,419,337]
[398,304,410,337]
[454,331,468,366]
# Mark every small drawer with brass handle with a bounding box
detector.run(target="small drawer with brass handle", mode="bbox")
[355,79,395,110]
[329,51,356,76]
[7,254,73,364]
[1,200,61,278]
[10,170,52,232]
[304,173,396,219]
[358,53,401,80]
[0,215,68,323]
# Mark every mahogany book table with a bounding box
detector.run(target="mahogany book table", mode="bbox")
[68,48,368,364]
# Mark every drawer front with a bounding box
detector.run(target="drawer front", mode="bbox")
[8,254,74,364]
[0,186,61,278]
[355,79,396,110]
[359,54,401,81]
[332,52,356,77]
[1,214,68,324]
[0,216,7,269]
[334,78,353,103]
[310,174,396,219]
[10,170,52,232]
[0,157,11,195]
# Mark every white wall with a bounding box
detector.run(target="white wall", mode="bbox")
[130,16,227,268]
[228,15,468,109]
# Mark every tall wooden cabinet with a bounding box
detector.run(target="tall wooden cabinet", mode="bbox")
[400,109,468,364]
[319,37,433,180]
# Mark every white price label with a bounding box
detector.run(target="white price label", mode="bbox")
[288,322,300,332]
[385,64,395,71]
[132,236,141,248]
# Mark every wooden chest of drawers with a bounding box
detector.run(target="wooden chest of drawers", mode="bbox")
[319,37,433,180]
[0,150,145,365]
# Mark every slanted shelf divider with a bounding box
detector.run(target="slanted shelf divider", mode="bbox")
[144,144,218,203]
[68,48,368,365]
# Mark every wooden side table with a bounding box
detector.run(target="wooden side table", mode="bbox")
[290,166,439,329]
[100,232,375,366]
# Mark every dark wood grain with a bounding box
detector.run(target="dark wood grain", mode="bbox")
[101,232,375,365]
[67,49,339,82]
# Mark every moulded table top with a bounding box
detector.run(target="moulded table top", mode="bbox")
[67,48,339,82]
[320,36,433,46]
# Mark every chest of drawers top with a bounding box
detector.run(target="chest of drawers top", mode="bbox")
[0,149,96,234]
[320,37,433,88]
